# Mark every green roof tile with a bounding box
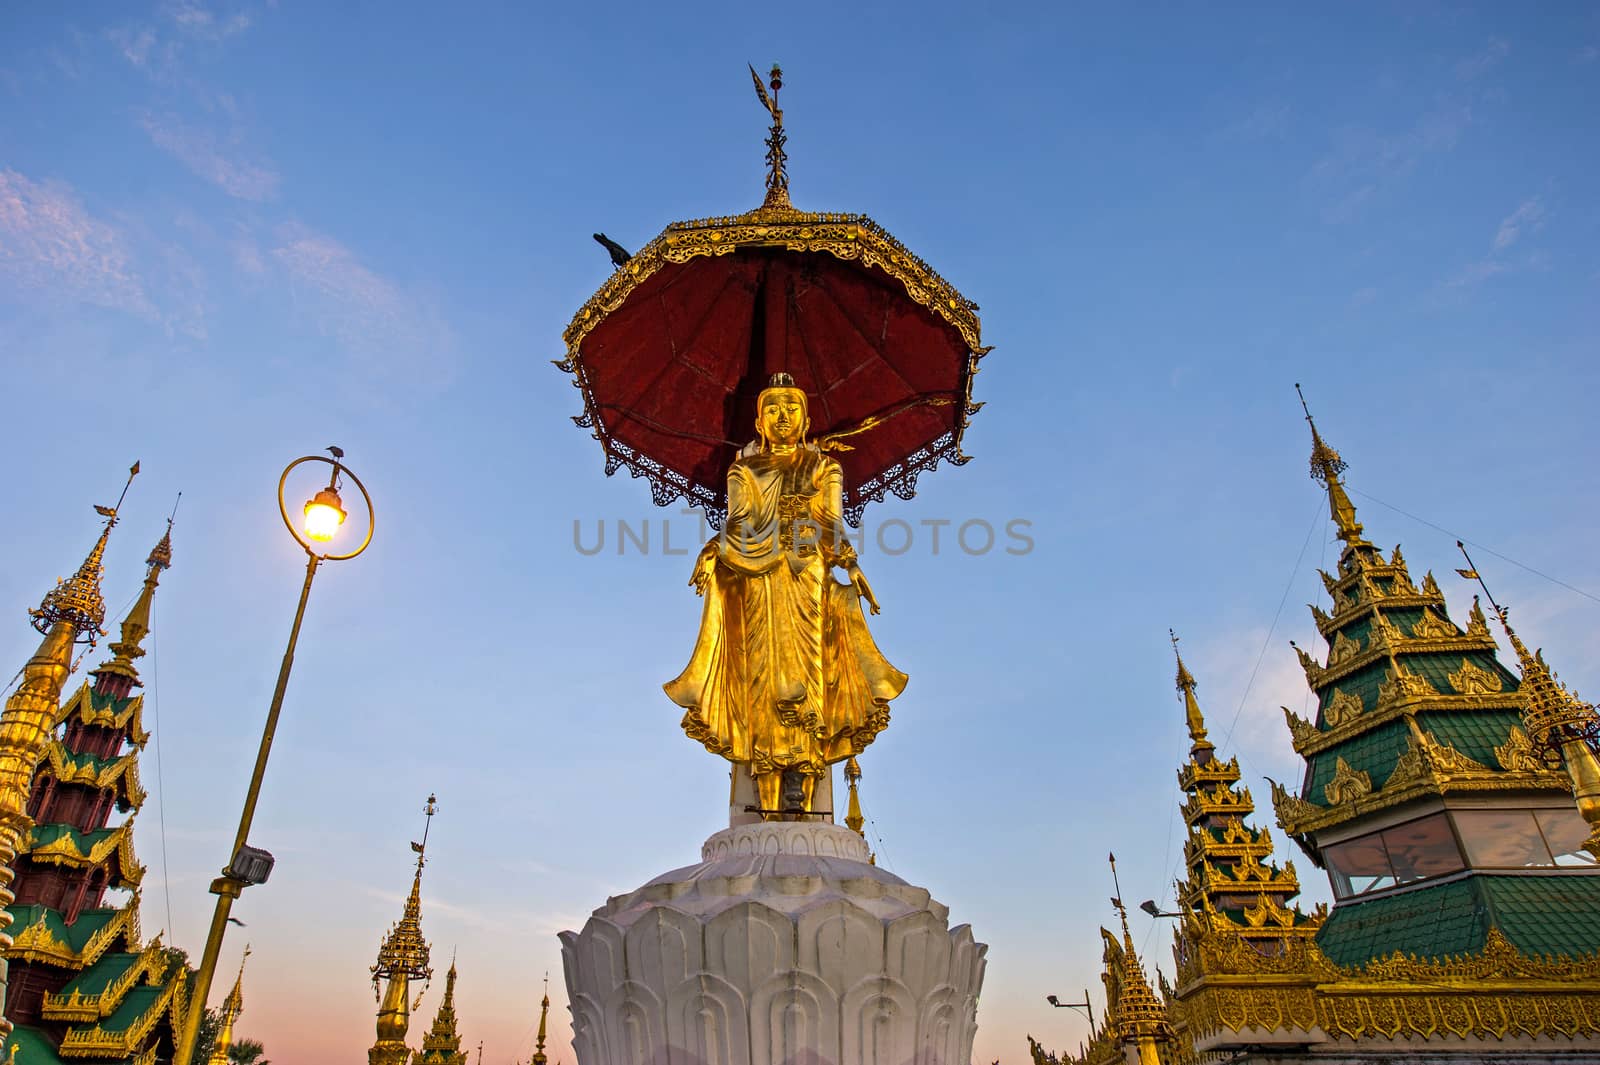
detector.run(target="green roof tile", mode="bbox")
[1317,877,1487,965]
[1305,719,1409,806]
[87,691,135,716]
[96,984,165,1034]
[1409,651,1519,697]
[1384,607,1424,635]
[1316,873,1600,967]
[4,1024,65,1063]
[1422,709,1526,767]
[1482,874,1600,960]
[58,952,139,997]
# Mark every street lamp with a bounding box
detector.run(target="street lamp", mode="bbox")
[1140,900,1182,919]
[174,449,373,1065]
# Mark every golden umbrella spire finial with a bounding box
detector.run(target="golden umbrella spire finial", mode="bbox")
[370,795,437,1065]
[749,62,791,210]
[531,972,550,1065]
[1456,545,1600,857]
[1170,629,1210,751]
[1295,385,1364,545]
[30,462,140,645]
[373,794,436,989]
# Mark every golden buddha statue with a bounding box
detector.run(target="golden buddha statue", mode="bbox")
[665,373,907,816]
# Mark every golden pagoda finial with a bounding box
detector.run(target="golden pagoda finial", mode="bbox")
[1106,854,1171,1065]
[29,462,140,646]
[206,945,249,1065]
[844,756,866,837]
[1170,630,1210,752]
[1295,385,1364,545]
[1456,544,1600,856]
[96,513,176,685]
[532,972,550,1065]
[417,952,465,1062]
[749,62,791,210]
[370,794,437,1065]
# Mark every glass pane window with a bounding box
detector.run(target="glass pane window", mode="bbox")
[1325,833,1394,898]
[1381,812,1465,883]
[1536,808,1599,867]
[1453,809,1552,868]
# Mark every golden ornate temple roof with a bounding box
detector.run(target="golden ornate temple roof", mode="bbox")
[415,958,467,1065]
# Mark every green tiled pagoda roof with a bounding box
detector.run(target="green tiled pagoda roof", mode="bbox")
[1319,660,1384,717]
[1304,719,1408,804]
[1317,873,1600,967]
[1303,707,1530,808]
[1426,708,1527,765]
[96,984,166,1033]
[1408,651,1518,696]
[54,747,126,775]
[29,824,119,851]
[58,952,140,996]
[86,690,135,716]
[1484,874,1600,960]
[5,904,124,953]
[4,1024,65,1064]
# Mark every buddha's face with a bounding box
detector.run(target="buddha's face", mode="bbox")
[758,388,808,447]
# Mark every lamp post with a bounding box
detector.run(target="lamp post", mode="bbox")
[174,450,374,1065]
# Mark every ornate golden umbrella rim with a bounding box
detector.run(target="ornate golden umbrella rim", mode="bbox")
[553,203,992,525]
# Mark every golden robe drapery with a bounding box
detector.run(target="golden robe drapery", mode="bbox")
[665,445,906,776]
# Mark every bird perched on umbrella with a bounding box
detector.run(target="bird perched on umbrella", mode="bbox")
[593,233,631,268]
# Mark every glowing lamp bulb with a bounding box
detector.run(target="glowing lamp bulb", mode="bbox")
[302,488,347,542]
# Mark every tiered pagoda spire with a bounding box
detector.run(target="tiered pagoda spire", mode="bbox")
[369,795,436,1065]
[414,957,467,1065]
[1189,393,1600,1010]
[1061,401,1600,1062]
[532,976,550,1065]
[2,514,195,1064]
[205,946,250,1065]
[1042,858,1174,1065]
[1169,634,1319,949]
[1266,401,1594,968]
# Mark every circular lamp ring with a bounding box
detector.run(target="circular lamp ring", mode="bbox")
[277,455,376,561]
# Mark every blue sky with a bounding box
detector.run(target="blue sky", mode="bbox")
[3,3,1599,1062]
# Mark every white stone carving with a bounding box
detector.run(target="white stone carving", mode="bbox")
[702,820,874,863]
[561,821,986,1065]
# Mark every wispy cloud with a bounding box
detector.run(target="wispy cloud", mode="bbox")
[104,25,163,71]
[1457,37,1510,81]
[1492,196,1545,251]
[138,110,280,201]
[1307,103,1473,223]
[1440,195,1548,292]
[0,169,155,317]
[165,0,254,40]
[271,223,456,388]
[106,1,257,78]
[1218,101,1292,143]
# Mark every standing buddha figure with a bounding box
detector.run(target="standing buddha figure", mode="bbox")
[665,373,908,816]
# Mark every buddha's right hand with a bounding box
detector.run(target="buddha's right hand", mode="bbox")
[690,547,716,595]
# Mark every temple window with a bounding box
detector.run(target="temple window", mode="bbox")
[1327,806,1596,900]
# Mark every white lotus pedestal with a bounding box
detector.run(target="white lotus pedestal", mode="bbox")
[560,821,987,1065]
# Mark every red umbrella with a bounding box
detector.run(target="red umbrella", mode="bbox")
[556,67,989,526]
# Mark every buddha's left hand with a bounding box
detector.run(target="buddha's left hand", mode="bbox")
[848,565,881,615]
